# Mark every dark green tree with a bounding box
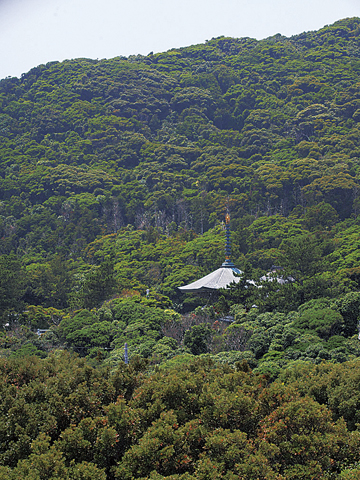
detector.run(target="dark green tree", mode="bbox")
[82,257,116,309]
[0,254,26,325]
[183,323,212,355]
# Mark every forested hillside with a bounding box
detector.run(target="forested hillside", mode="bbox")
[1,15,360,356]
[3,15,360,479]
[2,17,360,307]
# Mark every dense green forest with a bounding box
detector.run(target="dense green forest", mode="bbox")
[2,353,360,479]
[3,16,360,478]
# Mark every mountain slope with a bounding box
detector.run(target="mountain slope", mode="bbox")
[1,17,360,309]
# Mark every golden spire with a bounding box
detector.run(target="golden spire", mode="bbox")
[224,211,232,263]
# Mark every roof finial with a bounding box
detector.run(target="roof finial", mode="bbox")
[222,209,235,268]
[225,211,231,260]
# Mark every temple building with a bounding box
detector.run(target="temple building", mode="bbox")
[178,213,242,294]
[259,266,294,285]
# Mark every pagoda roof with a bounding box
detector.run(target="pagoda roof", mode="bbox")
[179,212,244,294]
[178,262,242,293]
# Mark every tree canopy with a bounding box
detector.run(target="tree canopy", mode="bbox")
[2,18,360,478]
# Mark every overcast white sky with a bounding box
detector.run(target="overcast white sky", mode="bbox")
[0,0,359,80]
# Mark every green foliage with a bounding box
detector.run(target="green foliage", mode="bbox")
[80,257,116,310]
[183,323,212,355]
[293,307,345,340]
[1,352,360,478]
[2,19,360,324]
[281,234,323,281]
[0,254,25,324]
[4,29,360,479]
[332,291,360,336]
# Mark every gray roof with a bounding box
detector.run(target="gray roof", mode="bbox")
[259,272,294,285]
[178,265,242,293]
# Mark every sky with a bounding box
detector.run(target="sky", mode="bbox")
[0,0,359,80]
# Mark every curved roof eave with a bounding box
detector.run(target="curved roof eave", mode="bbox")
[178,266,242,292]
